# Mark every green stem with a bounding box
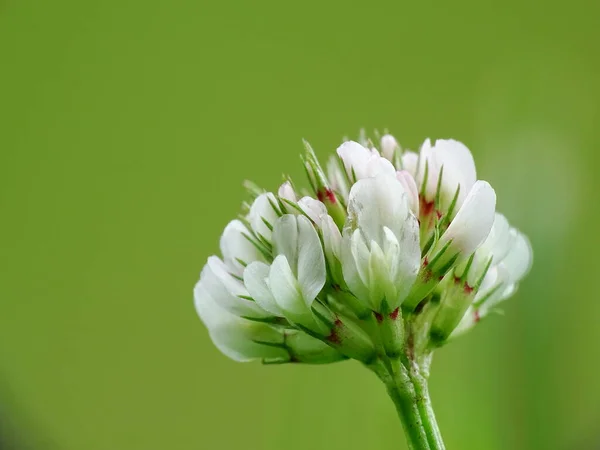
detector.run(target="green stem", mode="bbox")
[369,358,445,450]
[409,364,445,450]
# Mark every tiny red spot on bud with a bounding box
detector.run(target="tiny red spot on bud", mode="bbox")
[373,311,384,323]
[474,310,481,323]
[325,189,336,204]
[420,198,435,217]
[423,268,433,283]
[389,307,400,320]
[464,283,474,295]
[327,329,341,344]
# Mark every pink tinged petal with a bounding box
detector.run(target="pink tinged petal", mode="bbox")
[243,261,282,316]
[440,180,497,258]
[220,219,265,275]
[297,197,327,226]
[380,134,400,161]
[248,192,279,241]
[278,181,297,202]
[396,170,420,216]
[194,282,287,362]
[202,256,270,318]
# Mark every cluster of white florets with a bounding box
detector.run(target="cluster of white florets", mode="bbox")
[194,133,532,364]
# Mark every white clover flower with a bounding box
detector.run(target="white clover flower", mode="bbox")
[193,129,533,449]
[244,214,327,332]
[341,174,421,312]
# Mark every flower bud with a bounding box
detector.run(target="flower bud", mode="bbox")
[375,304,404,358]
[326,315,377,363]
[429,274,476,344]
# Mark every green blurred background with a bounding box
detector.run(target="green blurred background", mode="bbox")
[1,1,599,449]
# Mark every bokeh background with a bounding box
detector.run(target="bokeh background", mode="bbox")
[1,1,599,449]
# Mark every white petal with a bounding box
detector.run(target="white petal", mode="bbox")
[295,215,326,303]
[278,181,297,202]
[402,151,419,177]
[365,154,397,178]
[381,134,400,161]
[248,193,279,241]
[346,174,410,244]
[220,220,264,275]
[451,306,478,337]
[367,240,388,308]
[478,213,513,263]
[202,256,270,318]
[272,214,299,273]
[439,180,496,257]
[327,156,350,201]
[415,138,440,199]
[337,141,372,179]
[298,197,327,226]
[194,281,286,362]
[432,139,477,209]
[268,255,306,316]
[384,222,420,306]
[396,170,420,216]
[321,214,342,262]
[194,280,228,329]
[500,229,533,284]
[243,262,282,315]
[341,229,371,303]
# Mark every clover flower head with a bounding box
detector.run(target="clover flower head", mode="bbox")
[194,131,532,365]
